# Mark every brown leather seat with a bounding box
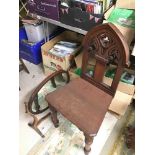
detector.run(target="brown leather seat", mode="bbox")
[45,78,113,135]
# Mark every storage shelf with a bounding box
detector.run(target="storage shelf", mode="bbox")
[29,13,87,35]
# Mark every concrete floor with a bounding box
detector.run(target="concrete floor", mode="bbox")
[19,61,46,155]
[19,59,130,155]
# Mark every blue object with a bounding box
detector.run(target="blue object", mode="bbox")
[19,27,28,41]
[19,27,65,65]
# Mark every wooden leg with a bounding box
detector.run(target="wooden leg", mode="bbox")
[24,102,28,113]
[34,94,40,112]
[19,58,30,74]
[50,106,59,128]
[28,113,51,138]
[28,122,45,138]
[59,74,65,82]
[51,78,56,88]
[84,133,94,154]
[28,115,45,138]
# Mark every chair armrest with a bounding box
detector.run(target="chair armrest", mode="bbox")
[28,70,70,114]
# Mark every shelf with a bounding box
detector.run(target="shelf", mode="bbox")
[29,13,87,35]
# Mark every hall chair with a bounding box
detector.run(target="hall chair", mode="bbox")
[27,23,129,153]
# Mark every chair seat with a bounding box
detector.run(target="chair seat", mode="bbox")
[45,78,113,135]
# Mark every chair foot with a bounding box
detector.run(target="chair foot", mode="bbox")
[84,134,94,154]
[50,106,59,128]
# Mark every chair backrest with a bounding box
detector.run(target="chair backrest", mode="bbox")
[81,23,129,96]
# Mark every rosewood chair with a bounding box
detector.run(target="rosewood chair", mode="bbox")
[45,23,129,153]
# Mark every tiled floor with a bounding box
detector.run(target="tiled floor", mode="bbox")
[19,59,130,155]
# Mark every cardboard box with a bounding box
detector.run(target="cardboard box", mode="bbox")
[103,0,135,46]
[103,20,135,46]
[109,91,133,116]
[112,23,135,46]
[116,0,135,9]
[103,77,135,116]
[41,31,83,75]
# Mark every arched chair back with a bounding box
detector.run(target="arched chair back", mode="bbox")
[81,23,130,96]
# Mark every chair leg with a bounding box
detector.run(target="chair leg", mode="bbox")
[50,106,59,128]
[28,115,45,138]
[28,112,51,138]
[84,133,94,154]
[19,58,30,74]
[51,78,56,88]
[28,122,45,138]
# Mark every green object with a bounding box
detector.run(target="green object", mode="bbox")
[105,68,116,78]
[74,68,134,85]
[74,68,82,76]
[107,8,135,28]
[74,68,94,76]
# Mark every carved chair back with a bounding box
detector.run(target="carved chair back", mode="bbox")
[81,23,130,96]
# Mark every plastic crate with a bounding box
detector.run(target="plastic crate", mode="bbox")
[19,27,65,65]
[19,27,28,41]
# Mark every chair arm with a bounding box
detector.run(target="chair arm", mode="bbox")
[28,70,70,114]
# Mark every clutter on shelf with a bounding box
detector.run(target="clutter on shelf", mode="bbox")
[27,0,116,31]
[59,0,115,30]
[27,0,60,21]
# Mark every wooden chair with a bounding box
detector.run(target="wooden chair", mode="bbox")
[45,23,129,153]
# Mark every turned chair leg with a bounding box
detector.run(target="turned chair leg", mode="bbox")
[84,133,94,154]
[50,106,59,128]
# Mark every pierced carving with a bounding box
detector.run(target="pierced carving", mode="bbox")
[106,49,121,64]
[88,44,96,53]
[100,35,110,48]
[98,33,114,49]
[86,30,123,65]
[88,38,99,55]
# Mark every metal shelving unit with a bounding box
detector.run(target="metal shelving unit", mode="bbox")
[19,0,28,19]
[29,13,87,35]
